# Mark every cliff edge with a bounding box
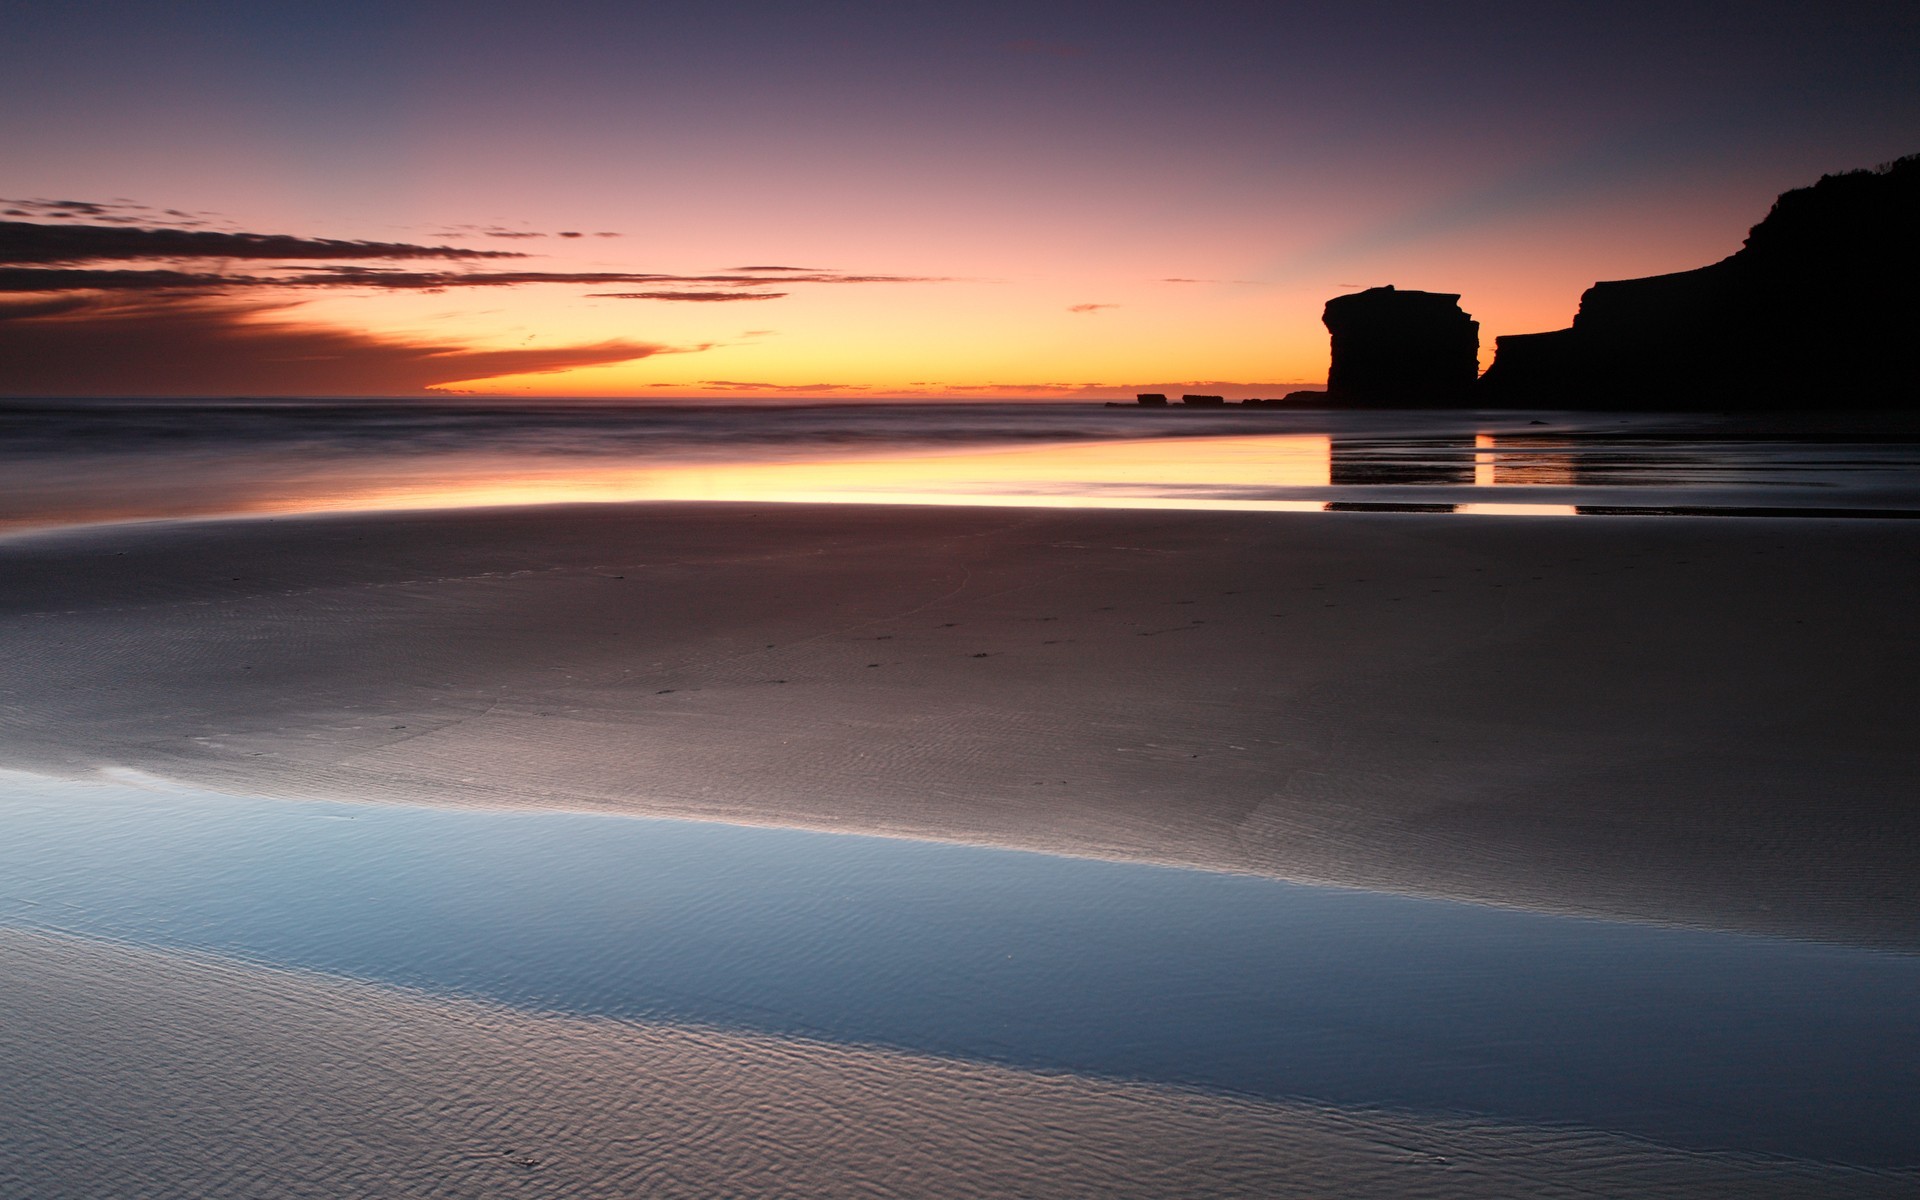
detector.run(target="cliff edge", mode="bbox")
[1477,154,1920,409]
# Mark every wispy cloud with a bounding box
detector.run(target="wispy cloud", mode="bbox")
[0,220,518,266]
[594,290,788,302]
[0,259,945,298]
[0,268,237,292]
[0,213,942,301]
[0,205,941,395]
[0,295,681,396]
[1067,303,1116,313]
[0,198,224,227]
[0,266,945,294]
[1158,277,1262,285]
[433,224,624,241]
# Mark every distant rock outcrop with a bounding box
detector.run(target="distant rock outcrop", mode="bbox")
[1322,286,1479,406]
[1479,154,1920,409]
[1135,393,1169,406]
[1181,394,1226,406]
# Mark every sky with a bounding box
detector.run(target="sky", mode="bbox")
[2,0,1916,399]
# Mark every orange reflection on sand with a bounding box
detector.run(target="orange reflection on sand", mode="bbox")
[1454,502,1580,517]
[1475,433,1580,487]
[302,434,1336,515]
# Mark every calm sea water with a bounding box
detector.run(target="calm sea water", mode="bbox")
[4,400,1920,532]
[2,771,1916,1168]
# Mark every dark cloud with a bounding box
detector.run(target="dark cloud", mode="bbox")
[432,224,558,240]
[0,295,679,397]
[0,264,945,294]
[1067,303,1116,313]
[768,273,950,285]
[283,268,666,289]
[0,220,521,266]
[0,213,946,338]
[0,267,237,292]
[1,198,224,228]
[593,290,788,302]
[0,295,95,320]
[558,231,583,238]
[283,269,939,290]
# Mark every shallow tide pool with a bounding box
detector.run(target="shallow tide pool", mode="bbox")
[1,770,1915,1167]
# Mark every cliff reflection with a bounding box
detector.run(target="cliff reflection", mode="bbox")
[1474,433,1580,486]
[1324,433,1589,488]
[1330,436,1476,486]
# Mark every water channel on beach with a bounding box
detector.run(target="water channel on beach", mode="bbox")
[3,771,1915,1168]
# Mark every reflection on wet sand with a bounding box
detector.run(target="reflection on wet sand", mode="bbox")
[6,404,1920,535]
[1332,435,1477,486]
[330,434,1338,514]
[0,435,1339,533]
[1474,433,1580,486]
[5,501,1917,954]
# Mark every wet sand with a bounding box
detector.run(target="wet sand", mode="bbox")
[2,926,1909,1199]
[1,501,1915,948]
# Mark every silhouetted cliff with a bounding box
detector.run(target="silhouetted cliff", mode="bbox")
[1479,154,1920,409]
[1322,286,1480,406]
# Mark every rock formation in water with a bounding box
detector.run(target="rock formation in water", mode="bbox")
[1478,154,1920,409]
[1321,286,1480,406]
[1181,394,1226,406]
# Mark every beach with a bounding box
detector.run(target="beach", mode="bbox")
[4,499,1915,949]
[3,420,1920,1198]
[12,925,1914,1199]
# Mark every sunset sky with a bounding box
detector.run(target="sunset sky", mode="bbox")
[3,0,1916,399]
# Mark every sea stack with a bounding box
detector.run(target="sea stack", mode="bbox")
[1479,154,1920,409]
[1322,286,1480,406]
